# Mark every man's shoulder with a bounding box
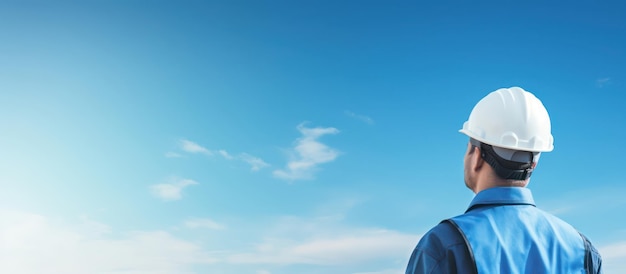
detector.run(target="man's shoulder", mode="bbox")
[407,220,475,274]
[417,219,467,251]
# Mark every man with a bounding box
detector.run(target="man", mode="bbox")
[405,87,602,273]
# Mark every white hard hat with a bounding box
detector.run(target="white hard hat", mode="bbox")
[459,87,554,152]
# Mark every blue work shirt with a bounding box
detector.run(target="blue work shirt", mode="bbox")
[405,187,602,274]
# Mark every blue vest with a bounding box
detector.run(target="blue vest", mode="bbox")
[449,188,587,274]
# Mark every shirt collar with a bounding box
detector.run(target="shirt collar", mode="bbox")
[468,187,535,211]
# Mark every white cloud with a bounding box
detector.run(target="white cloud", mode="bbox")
[0,209,217,274]
[596,77,611,88]
[219,150,235,160]
[226,214,419,266]
[273,123,340,180]
[353,269,404,274]
[184,218,226,230]
[0,200,420,273]
[345,111,374,125]
[179,139,212,155]
[173,140,269,172]
[150,178,198,201]
[600,241,626,260]
[228,228,418,265]
[220,150,270,171]
[240,153,270,171]
[600,241,626,273]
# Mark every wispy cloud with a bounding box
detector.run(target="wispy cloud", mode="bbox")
[345,111,374,125]
[173,140,269,172]
[240,153,270,171]
[217,149,270,171]
[0,209,217,274]
[353,268,406,274]
[600,241,626,273]
[596,77,611,88]
[180,139,212,155]
[227,215,419,265]
[184,218,226,230]
[227,229,415,265]
[0,205,420,273]
[273,123,340,180]
[150,178,198,201]
[219,150,235,160]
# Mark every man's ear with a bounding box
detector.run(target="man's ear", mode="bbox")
[472,147,484,171]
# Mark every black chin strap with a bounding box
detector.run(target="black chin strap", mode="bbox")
[479,142,534,180]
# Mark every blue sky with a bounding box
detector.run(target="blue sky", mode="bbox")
[1,1,625,273]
